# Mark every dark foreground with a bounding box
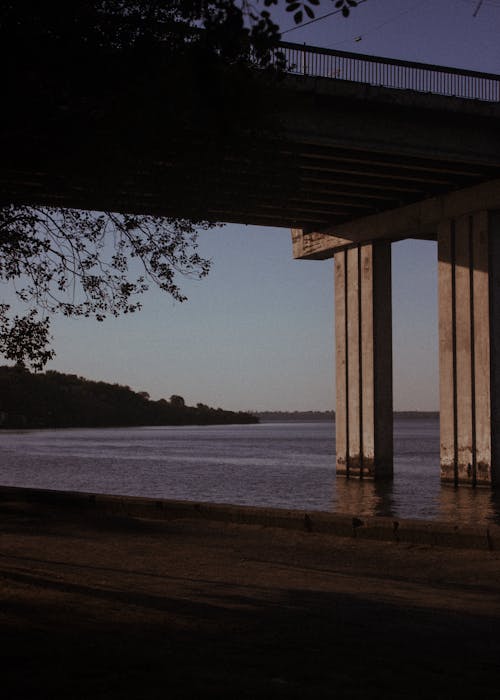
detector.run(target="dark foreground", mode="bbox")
[2,493,500,699]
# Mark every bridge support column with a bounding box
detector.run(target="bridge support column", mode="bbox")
[334,242,393,479]
[438,211,500,486]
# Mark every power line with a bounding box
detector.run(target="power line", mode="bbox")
[332,0,433,47]
[473,0,484,15]
[459,0,500,9]
[281,0,433,44]
[281,0,500,42]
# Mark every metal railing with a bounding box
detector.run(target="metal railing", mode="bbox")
[277,41,500,103]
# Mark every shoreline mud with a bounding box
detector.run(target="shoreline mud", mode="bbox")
[1,484,499,550]
[2,485,500,698]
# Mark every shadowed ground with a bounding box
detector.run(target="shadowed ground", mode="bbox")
[2,495,500,699]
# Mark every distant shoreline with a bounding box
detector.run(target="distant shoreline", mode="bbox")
[0,366,258,429]
[254,411,439,422]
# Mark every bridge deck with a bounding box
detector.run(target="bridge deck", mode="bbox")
[3,41,500,231]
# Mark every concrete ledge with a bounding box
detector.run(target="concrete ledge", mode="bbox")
[1,484,498,551]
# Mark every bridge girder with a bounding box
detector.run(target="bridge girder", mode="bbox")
[3,74,500,232]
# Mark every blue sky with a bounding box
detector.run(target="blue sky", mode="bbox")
[7,0,500,411]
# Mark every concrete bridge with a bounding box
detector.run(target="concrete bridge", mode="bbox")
[4,41,500,486]
[284,43,500,487]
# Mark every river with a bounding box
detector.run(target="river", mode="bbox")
[2,417,500,524]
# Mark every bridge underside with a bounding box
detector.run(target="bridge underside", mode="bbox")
[2,76,500,230]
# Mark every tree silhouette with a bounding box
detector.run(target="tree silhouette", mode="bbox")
[0,366,258,428]
[0,207,212,370]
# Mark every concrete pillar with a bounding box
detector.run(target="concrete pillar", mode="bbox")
[438,211,500,486]
[334,241,393,479]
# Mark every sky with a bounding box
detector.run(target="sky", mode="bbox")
[6,0,500,412]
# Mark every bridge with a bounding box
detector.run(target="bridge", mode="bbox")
[4,41,500,487]
[284,44,500,488]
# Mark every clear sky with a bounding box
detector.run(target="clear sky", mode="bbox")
[8,0,500,411]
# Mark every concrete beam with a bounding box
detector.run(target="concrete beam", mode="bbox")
[292,227,355,259]
[438,211,500,486]
[284,76,500,170]
[285,72,500,123]
[292,178,500,260]
[334,241,393,479]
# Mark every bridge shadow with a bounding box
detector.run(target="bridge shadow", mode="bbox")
[3,564,500,699]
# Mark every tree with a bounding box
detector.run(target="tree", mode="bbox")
[0,206,212,370]
[169,395,185,409]
[0,1,358,370]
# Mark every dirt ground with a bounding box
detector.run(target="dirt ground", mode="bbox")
[2,495,500,699]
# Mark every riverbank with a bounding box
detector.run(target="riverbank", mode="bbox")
[2,487,500,698]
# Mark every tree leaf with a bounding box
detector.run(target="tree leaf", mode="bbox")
[304,5,315,19]
[294,9,303,23]
[286,2,301,12]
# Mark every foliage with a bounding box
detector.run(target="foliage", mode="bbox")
[0,206,212,370]
[0,307,54,372]
[0,365,258,428]
[283,0,358,24]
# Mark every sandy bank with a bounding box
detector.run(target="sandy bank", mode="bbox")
[1,486,500,698]
[1,484,499,550]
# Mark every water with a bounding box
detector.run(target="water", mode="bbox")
[2,417,500,524]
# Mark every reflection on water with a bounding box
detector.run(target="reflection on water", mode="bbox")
[334,478,395,519]
[2,418,500,524]
[438,485,500,525]
[334,470,500,524]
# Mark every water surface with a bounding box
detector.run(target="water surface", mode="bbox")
[1,417,499,524]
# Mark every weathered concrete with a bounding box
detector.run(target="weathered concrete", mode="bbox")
[438,211,500,485]
[295,181,500,489]
[292,177,500,259]
[334,241,393,479]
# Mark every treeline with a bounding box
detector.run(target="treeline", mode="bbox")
[0,366,258,428]
[395,411,439,419]
[256,411,335,422]
[255,411,438,422]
